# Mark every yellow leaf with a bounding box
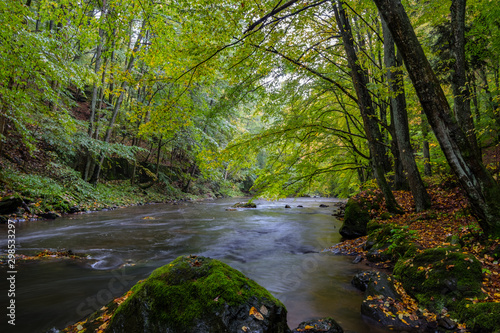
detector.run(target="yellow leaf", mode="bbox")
[304,325,315,329]
[249,306,264,320]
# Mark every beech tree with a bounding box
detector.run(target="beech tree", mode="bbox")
[373,0,500,236]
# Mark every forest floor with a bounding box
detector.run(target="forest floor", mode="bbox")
[330,183,500,329]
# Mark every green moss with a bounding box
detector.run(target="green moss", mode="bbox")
[366,221,383,234]
[365,224,416,262]
[108,255,284,332]
[456,301,500,332]
[379,212,392,220]
[394,247,484,312]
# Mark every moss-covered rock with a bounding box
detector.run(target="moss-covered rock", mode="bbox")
[232,201,257,208]
[393,247,484,312]
[456,301,500,333]
[339,199,370,239]
[106,255,289,333]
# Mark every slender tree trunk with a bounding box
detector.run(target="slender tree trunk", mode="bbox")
[156,136,163,178]
[382,16,431,211]
[422,113,432,177]
[91,20,147,185]
[374,0,500,236]
[334,1,402,213]
[84,0,106,181]
[451,0,479,157]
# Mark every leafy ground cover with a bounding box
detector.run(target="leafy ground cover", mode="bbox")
[330,184,500,331]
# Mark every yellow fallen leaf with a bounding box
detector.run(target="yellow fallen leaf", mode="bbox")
[249,306,264,320]
[304,324,315,329]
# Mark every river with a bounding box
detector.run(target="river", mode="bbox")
[0,197,389,332]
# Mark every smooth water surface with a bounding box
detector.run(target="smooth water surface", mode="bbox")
[1,198,389,332]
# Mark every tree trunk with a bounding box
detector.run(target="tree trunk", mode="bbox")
[91,20,147,185]
[334,1,402,213]
[374,0,500,236]
[451,0,479,157]
[382,16,431,211]
[84,0,106,181]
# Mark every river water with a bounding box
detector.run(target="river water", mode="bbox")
[1,198,389,333]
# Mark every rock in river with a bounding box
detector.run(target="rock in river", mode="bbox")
[106,255,289,333]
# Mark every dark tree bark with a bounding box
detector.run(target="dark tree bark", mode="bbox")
[382,16,431,211]
[451,0,479,157]
[334,1,402,213]
[373,0,500,236]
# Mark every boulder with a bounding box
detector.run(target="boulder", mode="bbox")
[232,202,257,208]
[285,205,291,208]
[360,272,429,331]
[393,246,484,313]
[106,255,289,333]
[351,271,378,292]
[339,199,370,239]
[456,301,500,333]
[291,318,343,333]
[39,212,61,220]
[0,196,23,215]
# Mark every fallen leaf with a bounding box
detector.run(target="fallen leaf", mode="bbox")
[249,306,264,320]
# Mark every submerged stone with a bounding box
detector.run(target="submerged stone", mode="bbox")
[106,255,288,333]
[291,318,343,333]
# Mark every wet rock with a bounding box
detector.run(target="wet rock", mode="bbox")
[319,204,329,208]
[351,271,378,292]
[285,205,291,208]
[297,205,303,208]
[437,316,457,330]
[291,318,343,333]
[352,255,363,264]
[68,206,81,214]
[226,208,237,211]
[106,255,289,333]
[360,272,429,331]
[0,215,9,224]
[339,199,370,239]
[0,196,23,215]
[39,212,61,220]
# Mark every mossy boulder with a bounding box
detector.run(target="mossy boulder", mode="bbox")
[339,199,370,239]
[232,201,257,208]
[393,247,484,313]
[106,255,289,333]
[456,301,500,333]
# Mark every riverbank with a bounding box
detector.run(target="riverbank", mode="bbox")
[0,156,245,223]
[331,184,500,332]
